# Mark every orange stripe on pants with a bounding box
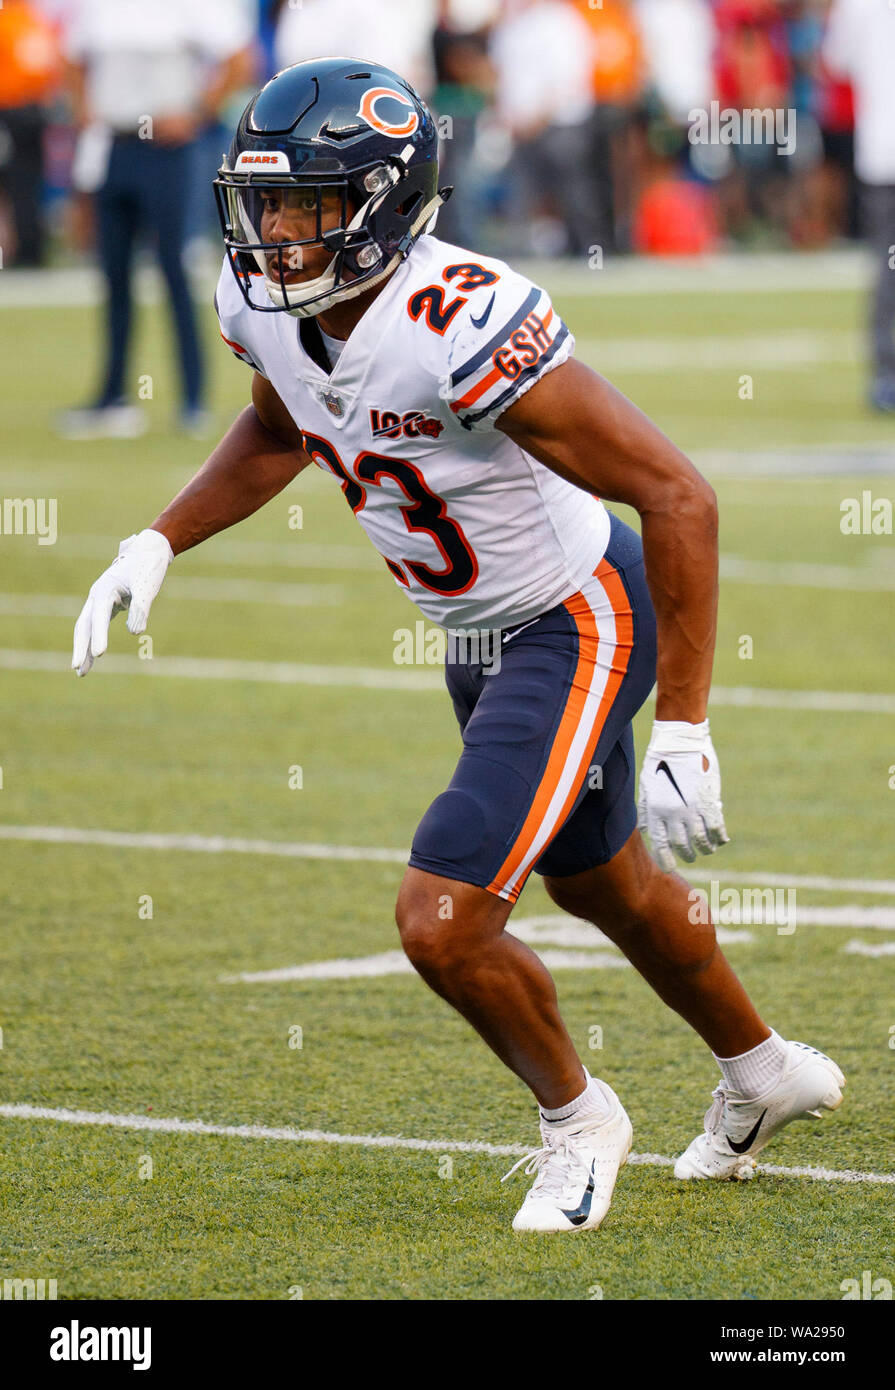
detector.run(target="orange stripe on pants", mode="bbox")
[487,560,633,902]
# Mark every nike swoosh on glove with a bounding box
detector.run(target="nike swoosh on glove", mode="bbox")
[72,529,174,677]
[637,719,730,872]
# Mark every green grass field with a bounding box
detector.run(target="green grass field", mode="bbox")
[1,255,893,1300]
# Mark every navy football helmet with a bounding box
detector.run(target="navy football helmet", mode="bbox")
[214,57,450,318]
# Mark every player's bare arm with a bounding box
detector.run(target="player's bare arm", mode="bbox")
[151,374,309,555]
[499,358,727,871]
[498,358,718,724]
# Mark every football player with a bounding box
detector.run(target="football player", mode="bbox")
[72,59,845,1232]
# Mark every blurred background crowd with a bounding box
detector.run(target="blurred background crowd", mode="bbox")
[3,0,893,423]
[0,0,884,266]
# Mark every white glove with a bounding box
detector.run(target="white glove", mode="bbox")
[72,529,174,676]
[637,719,729,872]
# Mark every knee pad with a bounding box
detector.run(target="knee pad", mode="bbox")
[412,788,489,864]
[410,762,531,884]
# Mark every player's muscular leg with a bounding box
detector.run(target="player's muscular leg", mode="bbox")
[543,831,769,1058]
[395,866,586,1108]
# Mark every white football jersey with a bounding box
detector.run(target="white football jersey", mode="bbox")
[214,235,610,631]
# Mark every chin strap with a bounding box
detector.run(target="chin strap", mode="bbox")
[270,190,447,319]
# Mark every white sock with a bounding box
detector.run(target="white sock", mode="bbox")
[714,1029,788,1098]
[540,1070,612,1126]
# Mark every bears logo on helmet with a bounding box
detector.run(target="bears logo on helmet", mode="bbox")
[357,87,421,139]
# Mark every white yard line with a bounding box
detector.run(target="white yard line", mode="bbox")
[2,647,893,713]
[59,534,381,571]
[510,917,754,947]
[697,448,895,477]
[689,870,895,896]
[720,556,895,592]
[514,250,868,296]
[1,824,894,900]
[709,686,895,715]
[228,950,416,983]
[843,940,895,957]
[0,581,346,617]
[0,596,81,618]
[792,907,895,928]
[0,1102,890,1185]
[0,824,409,863]
[222,948,630,984]
[577,331,858,373]
[221,918,752,984]
[156,577,345,606]
[0,252,867,310]
[220,924,752,985]
[0,648,444,690]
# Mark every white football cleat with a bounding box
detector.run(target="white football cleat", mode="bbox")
[503,1080,632,1233]
[674,1040,845,1181]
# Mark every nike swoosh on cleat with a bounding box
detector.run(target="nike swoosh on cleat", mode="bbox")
[727,1109,768,1154]
[560,1163,596,1226]
[470,292,496,330]
[656,760,688,804]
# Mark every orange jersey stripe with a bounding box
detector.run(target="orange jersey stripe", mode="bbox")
[220,331,249,354]
[451,363,503,414]
[450,306,557,415]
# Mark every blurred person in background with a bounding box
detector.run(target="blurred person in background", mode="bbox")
[257,0,286,79]
[713,0,793,244]
[631,142,720,257]
[815,33,858,243]
[777,0,829,248]
[431,0,499,249]
[824,0,895,411]
[58,0,254,440]
[573,0,644,254]
[625,0,719,257]
[490,0,600,257]
[634,0,716,131]
[274,0,438,97]
[185,1,257,262]
[0,0,62,267]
